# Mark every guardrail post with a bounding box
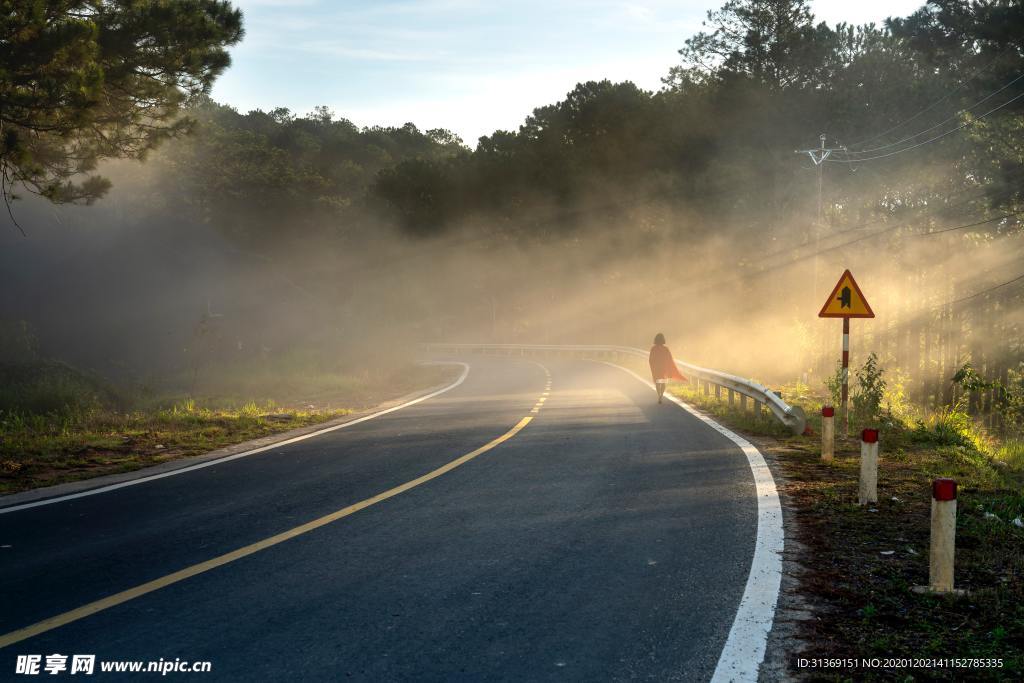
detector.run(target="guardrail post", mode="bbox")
[740,394,748,412]
[928,478,958,593]
[715,385,722,401]
[858,428,879,505]
[821,406,834,461]
[728,389,735,408]
[703,381,710,397]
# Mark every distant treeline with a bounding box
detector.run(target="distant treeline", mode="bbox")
[145,0,1024,249]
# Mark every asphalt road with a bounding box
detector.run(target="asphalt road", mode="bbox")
[0,357,761,681]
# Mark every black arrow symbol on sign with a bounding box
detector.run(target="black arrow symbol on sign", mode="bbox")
[837,286,852,308]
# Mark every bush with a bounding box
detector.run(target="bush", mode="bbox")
[995,439,1024,471]
[852,352,886,426]
[0,361,118,418]
[824,360,843,408]
[911,401,981,449]
[953,361,1024,438]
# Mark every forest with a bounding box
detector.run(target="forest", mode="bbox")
[2,0,1023,438]
[5,3,1024,673]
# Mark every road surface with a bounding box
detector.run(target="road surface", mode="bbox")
[1,357,771,681]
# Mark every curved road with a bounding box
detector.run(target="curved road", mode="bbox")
[1,357,770,681]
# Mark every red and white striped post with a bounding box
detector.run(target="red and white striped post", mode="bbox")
[821,406,835,461]
[929,478,958,593]
[841,317,850,438]
[858,428,878,505]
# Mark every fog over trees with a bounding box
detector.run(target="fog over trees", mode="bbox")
[2,0,1022,429]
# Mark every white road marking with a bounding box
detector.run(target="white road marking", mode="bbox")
[0,363,471,515]
[600,362,783,683]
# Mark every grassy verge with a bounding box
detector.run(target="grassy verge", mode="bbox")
[0,362,455,495]
[611,355,1023,679]
[768,433,1023,680]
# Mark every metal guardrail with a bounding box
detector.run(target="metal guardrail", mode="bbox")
[421,343,807,435]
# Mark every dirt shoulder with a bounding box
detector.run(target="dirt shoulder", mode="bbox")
[753,431,1022,681]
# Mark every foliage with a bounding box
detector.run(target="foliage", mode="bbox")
[852,352,887,426]
[824,360,843,408]
[664,0,835,90]
[910,400,977,448]
[953,361,1024,436]
[354,0,1024,242]
[952,361,997,393]
[0,360,118,417]
[0,319,38,363]
[0,0,243,206]
[28,0,1012,255]
[153,101,466,244]
[996,439,1024,471]
[0,361,454,494]
[881,367,914,423]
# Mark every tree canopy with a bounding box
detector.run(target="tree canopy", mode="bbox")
[0,0,243,208]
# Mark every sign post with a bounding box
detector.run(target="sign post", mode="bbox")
[819,269,874,437]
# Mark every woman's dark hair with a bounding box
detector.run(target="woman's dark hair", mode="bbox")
[654,333,665,345]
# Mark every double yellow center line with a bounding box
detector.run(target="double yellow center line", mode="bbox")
[0,370,552,649]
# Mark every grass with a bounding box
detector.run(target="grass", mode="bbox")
[600,352,1024,679]
[0,361,455,495]
[771,436,1024,680]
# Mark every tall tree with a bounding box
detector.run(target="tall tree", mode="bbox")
[664,0,833,91]
[0,0,243,215]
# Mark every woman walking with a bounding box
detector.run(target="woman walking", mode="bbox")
[649,333,686,404]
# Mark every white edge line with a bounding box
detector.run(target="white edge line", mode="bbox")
[599,361,783,683]
[0,362,471,516]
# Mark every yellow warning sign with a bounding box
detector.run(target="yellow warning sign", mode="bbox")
[819,269,874,318]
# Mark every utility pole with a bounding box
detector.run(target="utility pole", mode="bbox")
[796,134,846,382]
[795,134,846,295]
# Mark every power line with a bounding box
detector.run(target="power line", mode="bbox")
[949,272,1024,305]
[782,208,1020,264]
[840,72,1024,156]
[911,210,1023,237]
[843,45,1016,150]
[827,89,1024,163]
[754,178,1024,266]
[875,259,1024,336]
[643,201,1024,319]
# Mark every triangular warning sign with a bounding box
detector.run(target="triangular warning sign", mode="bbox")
[819,269,874,318]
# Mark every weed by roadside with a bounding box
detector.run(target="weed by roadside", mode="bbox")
[0,363,455,495]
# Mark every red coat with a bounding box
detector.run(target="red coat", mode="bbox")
[649,344,685,381]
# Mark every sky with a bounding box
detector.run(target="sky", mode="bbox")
[212,0,926,145]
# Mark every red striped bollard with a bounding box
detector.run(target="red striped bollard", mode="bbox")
[858,428,878,505]
[929,478,958,593]
[821,406,835,461]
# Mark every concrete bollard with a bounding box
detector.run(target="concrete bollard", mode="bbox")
[858,428,879,505]
[929,478,958,593]
[821,406,835,462]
